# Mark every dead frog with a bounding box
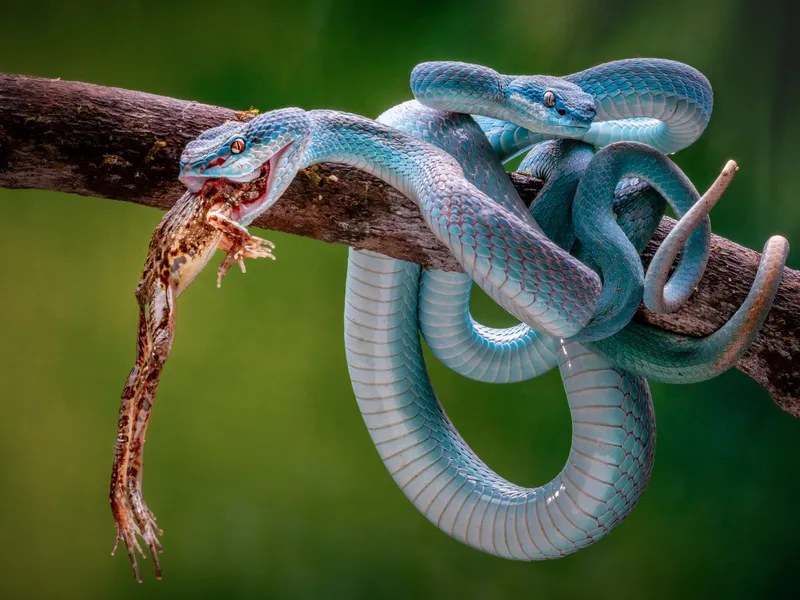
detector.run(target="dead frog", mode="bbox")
[110,172,272,582]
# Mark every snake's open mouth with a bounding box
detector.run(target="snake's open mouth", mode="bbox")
[181,141,294,224]
[192,170,269,210]
[229,141,294,223]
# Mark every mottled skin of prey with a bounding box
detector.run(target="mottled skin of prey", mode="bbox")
[111,175,274,582]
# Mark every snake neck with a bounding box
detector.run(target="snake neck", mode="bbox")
[301,109,463,203]
[410,62,514,121]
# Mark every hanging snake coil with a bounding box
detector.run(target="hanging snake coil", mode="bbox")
[177,59,789,560]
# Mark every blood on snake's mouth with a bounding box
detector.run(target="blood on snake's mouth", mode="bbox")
[228,141,294,223]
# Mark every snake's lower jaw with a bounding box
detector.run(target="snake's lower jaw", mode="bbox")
[526,122,590,139]
[230,193,267,224]
[179,175,205,194]
[555,123,592,137]
[533,112,593,136]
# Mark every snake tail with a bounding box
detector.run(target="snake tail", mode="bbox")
[590,235,790,383]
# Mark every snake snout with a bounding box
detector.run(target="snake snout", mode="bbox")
[571,101,596,128]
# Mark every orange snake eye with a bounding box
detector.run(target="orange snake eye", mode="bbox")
[230,138,246,154]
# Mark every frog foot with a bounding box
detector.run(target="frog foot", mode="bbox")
[216,232,276,287]
[110,486,163,582]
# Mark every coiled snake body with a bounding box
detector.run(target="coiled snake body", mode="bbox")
[178,59,788,560]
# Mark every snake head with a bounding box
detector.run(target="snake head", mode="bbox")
[179,107,311,225]
[505,76,596,136]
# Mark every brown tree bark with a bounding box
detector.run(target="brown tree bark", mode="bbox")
[1,73,797,415]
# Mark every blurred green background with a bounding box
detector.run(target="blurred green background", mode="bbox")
[1,0,798,598]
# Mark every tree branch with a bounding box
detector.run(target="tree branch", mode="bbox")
[1,74,797,415]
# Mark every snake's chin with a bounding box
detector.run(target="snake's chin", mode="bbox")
[553,124,591,137]
[181,175,206,194]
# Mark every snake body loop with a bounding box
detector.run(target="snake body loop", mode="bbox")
[521,140,596,251]
[568,141,712,341]
[419,139,671,384]
[346,249,655,559]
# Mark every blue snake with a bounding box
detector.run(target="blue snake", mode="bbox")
[178,59,788,559]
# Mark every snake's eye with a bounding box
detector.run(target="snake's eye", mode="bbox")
[543,91,556,109]
[230,138,246,154]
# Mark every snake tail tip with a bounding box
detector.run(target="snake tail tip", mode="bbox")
[766,235,790,256]
[699,160,739,210]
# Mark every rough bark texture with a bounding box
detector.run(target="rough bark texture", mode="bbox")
[1,73,797,415]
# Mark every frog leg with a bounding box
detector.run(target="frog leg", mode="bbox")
[207,207,275,287]
[110,280,174,581]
